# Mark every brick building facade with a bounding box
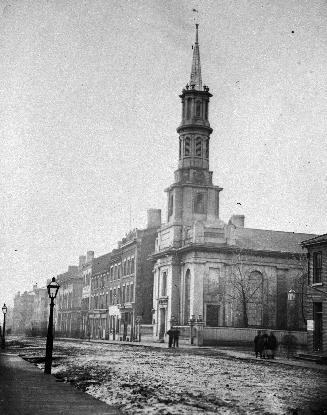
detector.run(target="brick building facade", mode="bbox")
[56,265,82,338]
[88,209,160,340]
[302,234,327,353]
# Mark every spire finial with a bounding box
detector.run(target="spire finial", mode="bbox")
[189,23,202,90]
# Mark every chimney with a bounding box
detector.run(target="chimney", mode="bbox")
[86,251,94,263]
[228,214,245,228]
[147,209,161,229]
[79,255,86,268]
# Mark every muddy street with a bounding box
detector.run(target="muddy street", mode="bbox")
[8,338,327,415]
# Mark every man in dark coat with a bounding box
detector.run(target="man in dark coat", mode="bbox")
[267,331,278,359]
[173,328,180,348]
[254,330,262,358]
[167,328,174,348]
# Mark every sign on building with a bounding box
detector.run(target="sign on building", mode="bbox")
[307,320,314,331]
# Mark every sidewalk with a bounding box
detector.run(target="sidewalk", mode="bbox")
[0,352,122,415]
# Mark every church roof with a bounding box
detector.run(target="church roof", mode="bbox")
[234,228,317,254]
[189,24,202,90]
[301,233,327,247]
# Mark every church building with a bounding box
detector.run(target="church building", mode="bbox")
[151,25,316,342]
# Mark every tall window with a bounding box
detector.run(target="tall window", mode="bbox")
[194,193,205,213]
[168,194,174,217]
[195,137,202,156]
[131,257,135,274]
[130,283,134,301]
[179,139,182,159]
[184,137,191,156]
[313,252,322,283]
[161,272,167,296]
[205,139,209,159]
[204,101,208,120]
[186,98,192,119]
[247,271,264,326]
[184,270,191,325]
[196,101,201,117]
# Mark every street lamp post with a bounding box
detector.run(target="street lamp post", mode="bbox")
[189,314,196,345]
[1,304,7,349]
[44,277,60,374]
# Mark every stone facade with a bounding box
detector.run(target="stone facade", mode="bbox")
[302,234,327,353]
[31,285,49,336]
[151,25,316,342]
[12,290,36,334]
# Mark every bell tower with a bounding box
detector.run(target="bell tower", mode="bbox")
[166,24,223,225]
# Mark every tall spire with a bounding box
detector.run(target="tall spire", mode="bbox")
[189,24,202,90]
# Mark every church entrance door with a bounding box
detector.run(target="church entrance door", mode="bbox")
[206,304,219,327]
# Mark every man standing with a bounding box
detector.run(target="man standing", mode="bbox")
[267,331,278,359]
[166,328,174,348]
[173,327,180,348]
[254,330,262,358]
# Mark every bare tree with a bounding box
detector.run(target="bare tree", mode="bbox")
[225,249,264,328]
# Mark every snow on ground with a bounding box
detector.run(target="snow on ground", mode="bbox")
[8,338,327,414]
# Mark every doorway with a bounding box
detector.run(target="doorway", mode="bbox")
[159,308,166,340]
[206,304,220,327]
[313,302,323,351]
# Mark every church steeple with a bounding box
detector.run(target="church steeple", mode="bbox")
[176,24,213,177]
[190,24,202,90]
[164,24,222,225]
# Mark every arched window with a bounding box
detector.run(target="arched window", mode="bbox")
[196,101,201,117]
[186,98,192,119]
[205,139,209,159]
[168,194,174,217]
[195,137,202,156]
[131,257,135,274]
[184,137,190,156]
[161,272,167,296]
[184,270,191,325]
[247,271,264,327]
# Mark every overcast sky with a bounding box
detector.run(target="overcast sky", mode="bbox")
[1,0,326,307]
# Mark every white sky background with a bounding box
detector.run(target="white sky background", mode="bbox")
[1,0,326,306]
